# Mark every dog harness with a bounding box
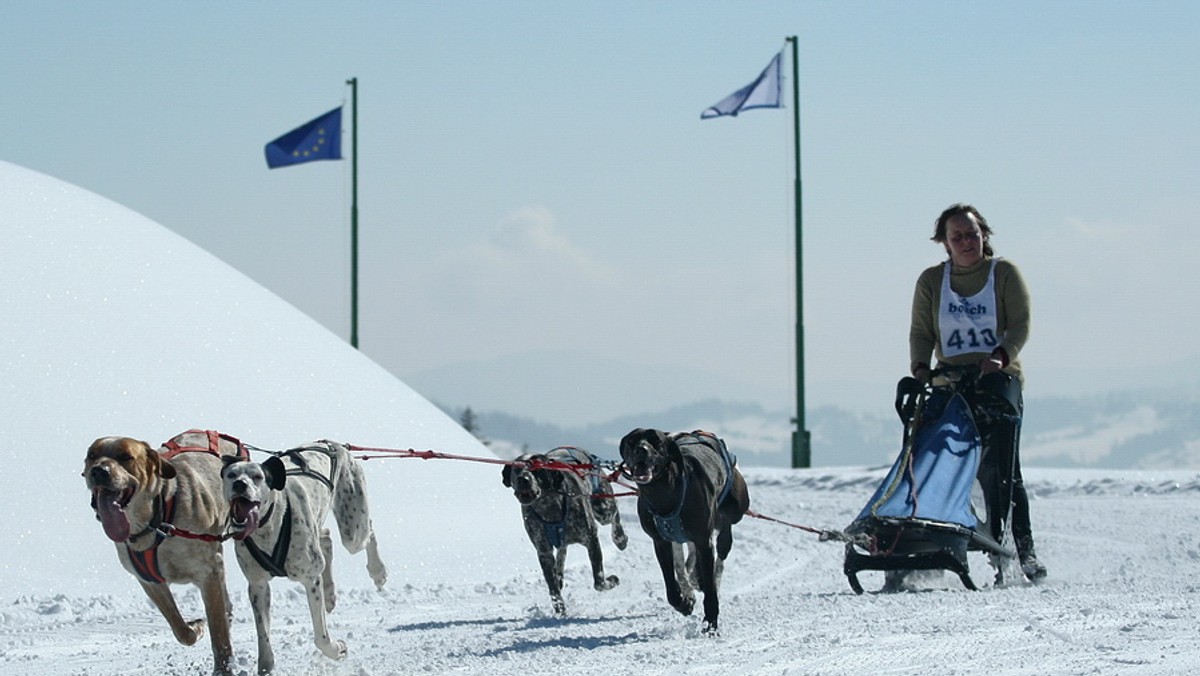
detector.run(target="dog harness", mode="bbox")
[124,429,249,585]
[125,495,178,584]
[242,501,291,577]
[241,444,339,578]
[529,495,570,549]
[649,432,738,544]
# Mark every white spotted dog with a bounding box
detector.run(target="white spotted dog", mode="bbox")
[221,441,387,674]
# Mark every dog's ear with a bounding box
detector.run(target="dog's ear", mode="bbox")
[619,428,646,460]
[501,463,514,487]
[665,435,685,465]
[140,440,177,480]
[262,456,287,491]
[220,454,243,474]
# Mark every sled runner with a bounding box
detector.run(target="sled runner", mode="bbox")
[842,366,1020,593]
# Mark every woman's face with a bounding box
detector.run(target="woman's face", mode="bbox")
[944,213,986,267]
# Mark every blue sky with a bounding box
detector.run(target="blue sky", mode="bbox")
[5,1,1198,423]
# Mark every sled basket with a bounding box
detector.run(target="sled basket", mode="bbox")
[842,376,1015,594]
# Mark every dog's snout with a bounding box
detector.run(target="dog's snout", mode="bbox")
[232,477,250,495]
[89,464,111,485]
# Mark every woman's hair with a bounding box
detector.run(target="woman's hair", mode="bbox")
[933,203,994,257]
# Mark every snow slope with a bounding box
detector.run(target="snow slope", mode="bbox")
[0,159,528,594]
[3,162,1198,675]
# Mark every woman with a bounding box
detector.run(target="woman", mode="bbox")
[909,203,1046,582]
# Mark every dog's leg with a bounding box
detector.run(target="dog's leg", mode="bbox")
[534,544,565,614]
[715,520,734,589]
[586,531,619,592]
[304,576,347,660]
[246,576,275,675]
[716,520,734,561]
[140,581,207,647]
[199,568,235,676]
[678,543,699,593]
[320,527,337,613]
[610,509,629,551]
[655,540,694,616]
[363,529,389,591]
[693,538,720,635]
[553,546,569,613]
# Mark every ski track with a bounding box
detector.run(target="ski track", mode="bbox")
[4,468,1199,676]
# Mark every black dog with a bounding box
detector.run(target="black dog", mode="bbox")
[501,447,628,613]
[619,428,750,635]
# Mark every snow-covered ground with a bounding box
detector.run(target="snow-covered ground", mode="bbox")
[5,468,1200,675]
[4,162,1198,675]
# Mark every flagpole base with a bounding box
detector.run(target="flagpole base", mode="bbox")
[791,429,811,469]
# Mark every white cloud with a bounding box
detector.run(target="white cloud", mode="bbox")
[483,205,617,283]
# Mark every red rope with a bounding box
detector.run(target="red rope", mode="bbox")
[745,508,827,536]
[346,444,846,541]
[347,444,615,481]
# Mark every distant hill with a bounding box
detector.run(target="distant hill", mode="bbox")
[436,383,1200,470]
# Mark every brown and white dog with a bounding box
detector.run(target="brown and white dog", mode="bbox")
[83,430,241,676]
[221,441,387,675]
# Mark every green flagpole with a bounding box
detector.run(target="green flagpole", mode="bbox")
[786,36,811,468]
[347,77,359,349]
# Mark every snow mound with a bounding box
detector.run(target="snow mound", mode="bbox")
[0,160,527,595]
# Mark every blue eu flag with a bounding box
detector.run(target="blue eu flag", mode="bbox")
[264,107,343,169]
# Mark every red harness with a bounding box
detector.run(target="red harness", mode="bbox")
[124,429,248,584]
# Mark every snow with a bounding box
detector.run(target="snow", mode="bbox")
[4,160,1199,675]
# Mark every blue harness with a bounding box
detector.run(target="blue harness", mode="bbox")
[649,433,737,544]
[527,446,606,548]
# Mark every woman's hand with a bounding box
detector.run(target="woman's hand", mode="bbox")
[980,347,1008,374]
[911,362,932,384]
[979,356,1004,374]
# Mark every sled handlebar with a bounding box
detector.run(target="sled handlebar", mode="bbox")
[905,364,1021,418]
[929,364,982,389]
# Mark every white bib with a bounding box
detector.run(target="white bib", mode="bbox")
[939,259,1000,358]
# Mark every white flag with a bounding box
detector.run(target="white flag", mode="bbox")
[701,50,784,119]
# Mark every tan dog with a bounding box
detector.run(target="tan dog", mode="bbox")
[83,431,239,676]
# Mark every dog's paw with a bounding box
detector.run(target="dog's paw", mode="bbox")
[671,595,695,617]
[369,562,389,590]
[595,575,620,591]
[613,531,629,551]
[176,619,206,646]
[701,620,720,637]
[552,596,566,615]
[317,638,348,660]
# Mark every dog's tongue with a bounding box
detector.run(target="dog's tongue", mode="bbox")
[230,498,261,541]
[95,489,130,542]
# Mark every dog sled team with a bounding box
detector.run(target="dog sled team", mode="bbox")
[81,203,1043,674]
[82,405,1032,675]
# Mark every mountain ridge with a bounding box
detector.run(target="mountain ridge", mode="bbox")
[435,383,1200,470]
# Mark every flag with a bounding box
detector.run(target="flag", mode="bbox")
[264,107,343,169]
[700,50,783,119]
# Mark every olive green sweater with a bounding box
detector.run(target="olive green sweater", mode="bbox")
[909,256,1031,386]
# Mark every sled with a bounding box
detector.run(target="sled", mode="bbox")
[842,366,1020,593]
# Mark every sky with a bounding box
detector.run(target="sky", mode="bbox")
[5,127,1200,676]
[4,1,1199,426]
